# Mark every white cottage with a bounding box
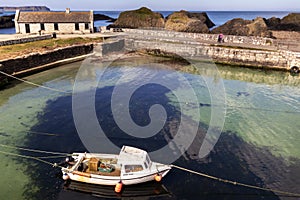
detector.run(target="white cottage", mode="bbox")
[14,8,94,34]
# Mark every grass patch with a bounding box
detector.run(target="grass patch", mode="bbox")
[0,37,103,60]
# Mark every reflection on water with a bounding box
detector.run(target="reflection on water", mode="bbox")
[0,55,299,199]
[59,181,170,199]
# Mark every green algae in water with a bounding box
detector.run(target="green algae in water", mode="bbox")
[0,62,80,200]
[167,62,300,162]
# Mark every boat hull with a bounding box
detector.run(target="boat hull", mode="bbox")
[65,168,170,186]
[62,147,172,186]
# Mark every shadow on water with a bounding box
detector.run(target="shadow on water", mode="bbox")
[22,80,300,200]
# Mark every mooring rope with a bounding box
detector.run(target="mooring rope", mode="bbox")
[37,155,69,159]
[0,71,71,94]
[0,130,60,137]
[171,165,300,197]
[0,144,71,156]
[0,150,61,168]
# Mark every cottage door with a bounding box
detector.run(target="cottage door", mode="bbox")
[25,24,30,33]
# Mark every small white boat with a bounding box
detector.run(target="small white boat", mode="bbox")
[61,146,171,188]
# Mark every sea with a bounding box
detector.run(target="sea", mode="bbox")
[0,11,291,34]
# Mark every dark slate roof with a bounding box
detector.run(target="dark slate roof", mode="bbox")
[17,11,92,23]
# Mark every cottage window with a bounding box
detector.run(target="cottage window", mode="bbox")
[75,23,80,31]
[54,23,59,31]
[85,23,89,30]
[40,23,45,31]
[25,24,30,33]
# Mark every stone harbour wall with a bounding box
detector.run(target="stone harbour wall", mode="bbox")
[0,44,93,77]
[0,34,52,46]
[0,39,126,85]
[122,29,274,46]
[125,38,300,70]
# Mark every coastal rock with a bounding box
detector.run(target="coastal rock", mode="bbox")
[276,13,300,31]
[211,17,272,37]
[0,15,15,29]
[94,13,116,22]
[165,10,215,33]
[264,17,281,29]
[109,7,164,29]
[247,17,271,37]
[0,6,50,12]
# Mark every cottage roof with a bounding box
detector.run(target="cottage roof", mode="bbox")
[17,11,92,23]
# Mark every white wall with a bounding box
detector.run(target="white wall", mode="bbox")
[18,22,92,34]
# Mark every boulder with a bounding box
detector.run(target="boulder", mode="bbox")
[109,7,164,29]
[276,13,300,31]
[264,17,281,29]
[0,15,15,29]
[211,17,272,37]
[165,10,215,33]
[247,17,271,37]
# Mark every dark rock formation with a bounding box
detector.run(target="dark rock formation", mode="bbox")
[0,15,15,29]
[165,10,215,33]
[211,17,272,37]
[110,7,164,29]
[263,13,300,32]
[0,6,50,12]
[93,14,116,22]
[275,13,300,31]
[264,17,281,29]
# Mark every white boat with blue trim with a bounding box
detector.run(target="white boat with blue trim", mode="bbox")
[61,146,171,190]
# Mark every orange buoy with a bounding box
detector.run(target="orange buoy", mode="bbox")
[154,174,162,182]
[115,181,123,193]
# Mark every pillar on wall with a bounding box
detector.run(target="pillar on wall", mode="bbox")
[14,9,20,34]
[90,10,94,33]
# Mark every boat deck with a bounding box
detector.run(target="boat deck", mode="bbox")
[86,168,121,176]
[83,157,121,176]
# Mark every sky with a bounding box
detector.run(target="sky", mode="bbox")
[1,0,300,11]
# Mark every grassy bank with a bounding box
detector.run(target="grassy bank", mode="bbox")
[0,37,103,60]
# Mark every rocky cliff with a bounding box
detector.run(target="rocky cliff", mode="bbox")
[110,7,164,29]
[211,17,272,37]
[267,13,300,31]
[212,13,300,37]
[110,7,214,33]
[0,15,14,29]
[165,10,215,33]
[0,6,50,12]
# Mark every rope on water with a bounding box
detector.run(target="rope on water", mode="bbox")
[171,165,300,197]
[26,130,61,136]
[0,150,61,168]
[0,71,71,94]
[37,155,69,159]
[0,144,71,156]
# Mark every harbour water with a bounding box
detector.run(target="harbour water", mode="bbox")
[0,54,299,199]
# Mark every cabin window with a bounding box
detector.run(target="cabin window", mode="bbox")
[85,23,89,30]
[146,155,150,164]
[144,161,148,169]
[75,23,80,30]
[40,23,45,30]
[54,23,59,30]
[124,165,143,173]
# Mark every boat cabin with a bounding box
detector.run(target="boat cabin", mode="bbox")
[117,146,152,174]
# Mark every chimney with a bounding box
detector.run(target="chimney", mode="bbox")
[66,8,70,14]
